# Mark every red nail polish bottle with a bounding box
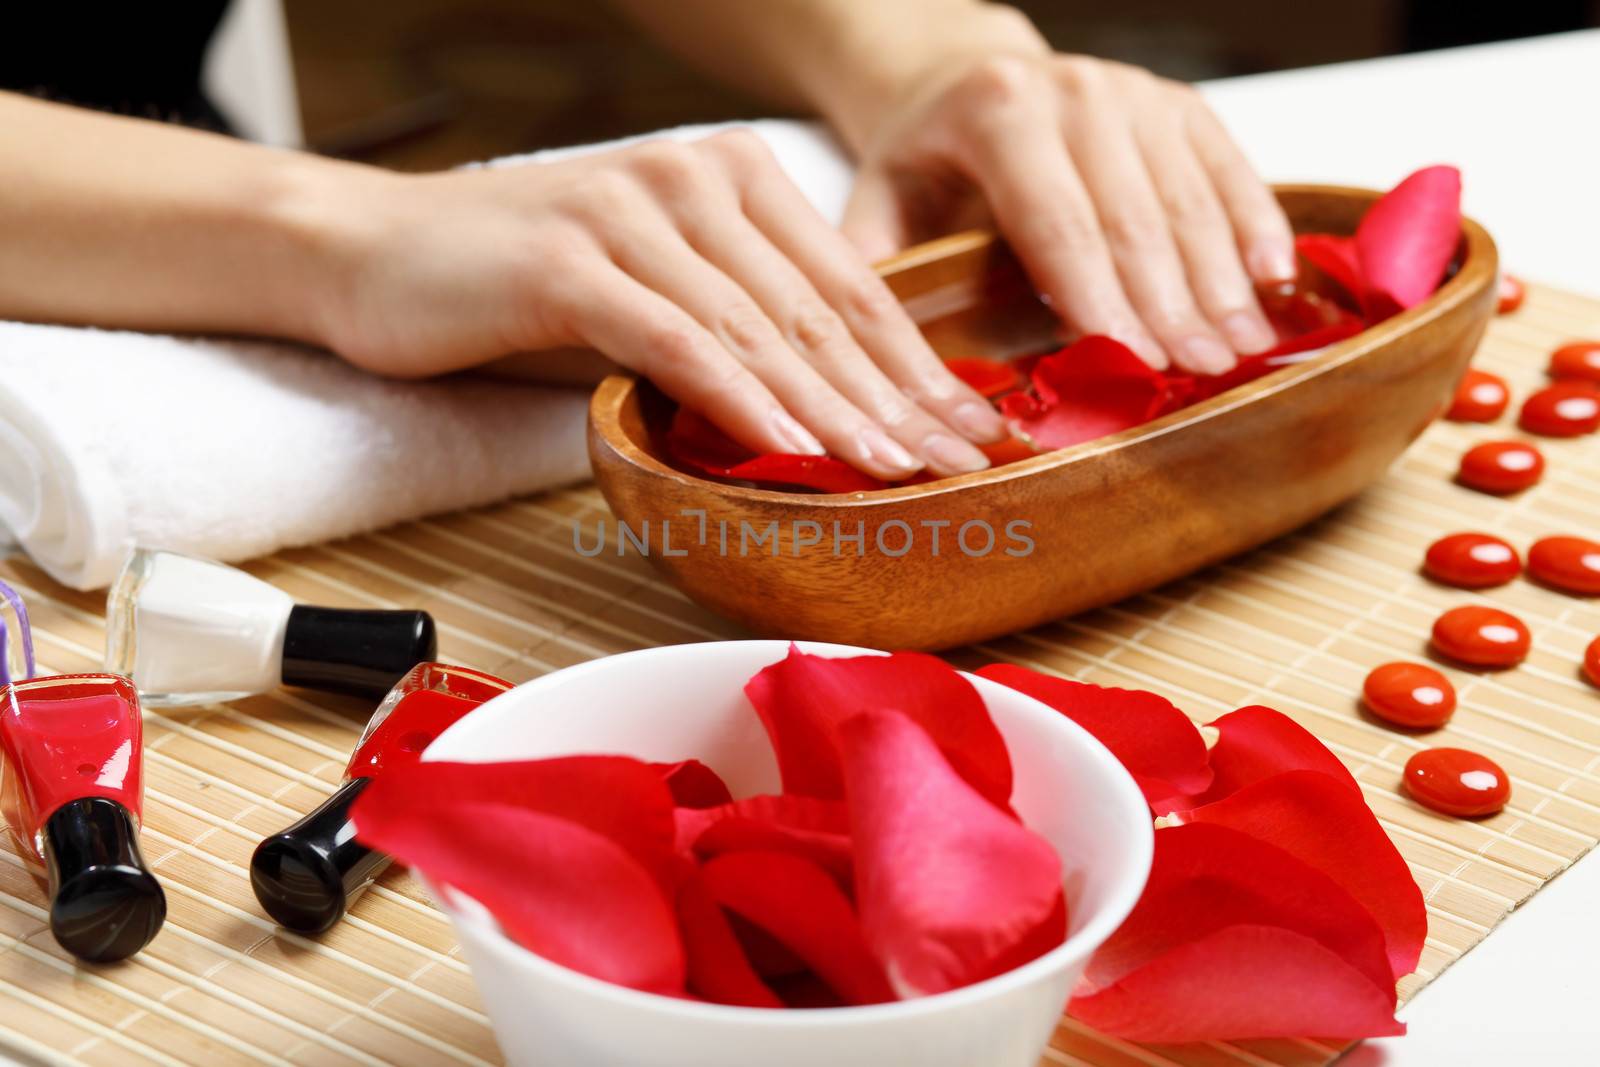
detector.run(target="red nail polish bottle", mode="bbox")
[250,662,511,932]
[0,579,35,687]
[0,674,166,962]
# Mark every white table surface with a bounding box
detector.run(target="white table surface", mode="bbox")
[1203,30,1600,1066]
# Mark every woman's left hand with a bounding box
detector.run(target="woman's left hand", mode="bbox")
[839,51,1296,376]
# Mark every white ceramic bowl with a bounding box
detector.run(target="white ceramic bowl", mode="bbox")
[423,641,1153,1067]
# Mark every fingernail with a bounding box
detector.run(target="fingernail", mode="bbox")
[1247,240,1297,284]
[952,401,1006,442]
[1222,311,1277,355]
[857,426,921,475]
[770,409,825,456]
[1181,335,1237,375]
[1116,330,1169,371]
[922,433,990,474]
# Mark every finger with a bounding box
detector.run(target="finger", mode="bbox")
[714,134,1006,448]
[570,266,824,460]
[600,204,927,479]
[678,205,992,475]
[1184,98,1297,284]
[949,64,1167,369]
[840,166,912,265]
[1059,93,1236,375]
[1133,115,1276,355]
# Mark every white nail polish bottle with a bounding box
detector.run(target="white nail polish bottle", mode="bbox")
[105,549,436,706]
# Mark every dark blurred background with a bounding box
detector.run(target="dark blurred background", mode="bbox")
[289,0,1597,169]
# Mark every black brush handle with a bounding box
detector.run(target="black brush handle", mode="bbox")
[281,606,436,698]
[43,798,166,963]
[250,778,391,934]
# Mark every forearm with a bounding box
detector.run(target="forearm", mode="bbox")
[0,92,372,342]
[606,0,1048,153]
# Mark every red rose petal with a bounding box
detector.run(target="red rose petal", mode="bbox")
[354,798,685,994]
[976,664,1212,813]
[700,850,894,1006]
[654,759,734,809]
[355,757,679,888]
[722,454,887,494]
[1070,823,1404,1040]
[1294,234,1365,306]
[673,862,782,1007]
[1174,706,1360,811]
[664,406,749,469]
[665,408,886,493]
[676,794,854,885]
[728,913,810,979]
[838,709,1064,997]
[1080,823,1395,1006]
[1070,925,1404,1041]
[1176,770,1425,980]
[744,646,1012,806]
[945,357,1024,398]
[980,436,1040,467]
[1356,165,1462,312]
[1001,336,1178,450]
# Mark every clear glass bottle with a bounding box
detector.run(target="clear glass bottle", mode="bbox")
[105,548,437,706]
[0,579,35,687]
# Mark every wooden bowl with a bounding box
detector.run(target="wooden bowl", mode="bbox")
[587,185,1498,650]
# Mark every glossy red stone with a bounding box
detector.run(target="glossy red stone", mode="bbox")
[1496,273,1526,315]
[1586,636,1600,688]
[1527,536,1600,596]
[1549,342,1600,384]
[1456,441,1545,494]
[1518,382,1600,437]
[1445,368,1510,422]
[1423,532,1522,588]
[1430,606,1531,668]
[1403,747,1510,817]
[1363,662,1457,728]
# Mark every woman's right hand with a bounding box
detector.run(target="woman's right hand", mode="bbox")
[314,130,1006,479]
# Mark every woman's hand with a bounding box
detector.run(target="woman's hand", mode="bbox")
[838,52,1297,375]
[320,132,1005,479]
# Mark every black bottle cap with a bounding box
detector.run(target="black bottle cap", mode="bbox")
[250,778,392,934]
[281,606,437,699]
[42,797,166,963]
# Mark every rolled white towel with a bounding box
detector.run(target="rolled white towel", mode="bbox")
[0,119,855,590]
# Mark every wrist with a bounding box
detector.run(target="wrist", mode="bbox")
[809,2,1049,154]
[246,152,402,352]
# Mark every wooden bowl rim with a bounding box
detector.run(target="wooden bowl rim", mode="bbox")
[589,183,1498,508]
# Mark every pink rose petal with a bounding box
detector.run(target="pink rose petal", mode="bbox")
[838,709,1064,997]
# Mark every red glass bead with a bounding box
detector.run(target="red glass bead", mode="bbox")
[1404,747,1510,817]
[1363,662,1457,728]
[1431,605,1531,668]
[1445,368,1510,422]
[1550,341,1600,384]
[1586,636,1600,688]
[1527,536,1600,596]
[1519,382,1600,437]
[1457,440,1544,494]
[1496,273,1526,314]
[1423,532,1522,588]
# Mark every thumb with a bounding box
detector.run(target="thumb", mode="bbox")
[841,167,911,266]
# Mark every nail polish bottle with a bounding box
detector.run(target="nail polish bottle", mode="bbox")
[250,662,511,933]
[0,674,166,962]
[105,548,437,706]
[0,580,35,686]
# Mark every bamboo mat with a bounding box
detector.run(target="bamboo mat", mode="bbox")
[1,282,1597,1067]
